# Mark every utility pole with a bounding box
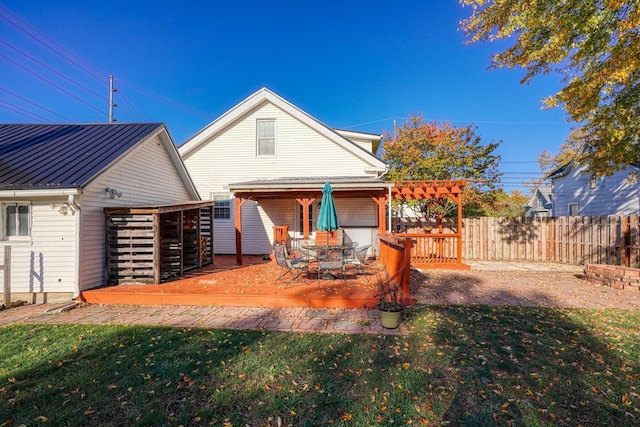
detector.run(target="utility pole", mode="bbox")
[108,75,117,123]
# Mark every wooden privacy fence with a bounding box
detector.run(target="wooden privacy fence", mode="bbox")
[463,215,640,266]
[393,215,640,267]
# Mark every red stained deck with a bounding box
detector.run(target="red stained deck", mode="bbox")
[81,255,382,309]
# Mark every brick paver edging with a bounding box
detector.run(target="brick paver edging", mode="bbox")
[0,303,407,336]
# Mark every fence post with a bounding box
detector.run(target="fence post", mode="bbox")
[2,246,10,307]
[402,237,412,298]
[623,215,631,267]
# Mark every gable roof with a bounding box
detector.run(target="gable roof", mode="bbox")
[524,186,552,208]
[0,123,198,197]
[546,159,640,180]
[178,87,387,173]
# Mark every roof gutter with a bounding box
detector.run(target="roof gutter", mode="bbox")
[228,181,395,192]
[0,188,81,198]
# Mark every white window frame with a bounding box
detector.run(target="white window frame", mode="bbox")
[590,176,604,189]
[568,202,579,216]
[256,119,276,157]
[3,202,31,240]
[210,193,232,221]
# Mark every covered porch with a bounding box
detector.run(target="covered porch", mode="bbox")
[229,177,394,265]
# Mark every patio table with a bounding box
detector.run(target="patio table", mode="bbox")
[302,244,352,280]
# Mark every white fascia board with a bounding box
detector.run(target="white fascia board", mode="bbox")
[335,129,383,142]
[0,188,81,198]
[230,181,395,191]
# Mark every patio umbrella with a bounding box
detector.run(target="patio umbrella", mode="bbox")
[317,182,339,245]
[316,182,340,279]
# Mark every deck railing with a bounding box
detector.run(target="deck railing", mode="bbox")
[378,234,414,305]
[392,233,462,268]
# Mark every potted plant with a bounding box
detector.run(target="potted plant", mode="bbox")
[376,276,404,329]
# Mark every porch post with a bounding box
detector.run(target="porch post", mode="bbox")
[371,196,387,235]
[455,193,463,265]
[296,198,315,239]
[235,197,250,265]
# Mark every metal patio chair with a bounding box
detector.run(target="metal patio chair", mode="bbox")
[343,244,371,281]
[273,243,309,286]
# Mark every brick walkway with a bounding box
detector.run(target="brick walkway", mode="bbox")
[417,262,640,309]
[0,302,407,335]
[2,262,639,336]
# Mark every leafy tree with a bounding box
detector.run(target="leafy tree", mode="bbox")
[460,0,640,177]
[381,114,501,217]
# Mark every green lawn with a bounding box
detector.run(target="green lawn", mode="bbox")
[1,305,639,426]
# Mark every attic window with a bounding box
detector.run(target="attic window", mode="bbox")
[257,119,276,157]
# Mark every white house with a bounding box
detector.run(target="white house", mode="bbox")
[548,161,640,216]
[0,123,200,303]
[179,88,391,257]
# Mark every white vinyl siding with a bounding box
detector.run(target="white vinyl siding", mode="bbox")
[182,103,377,195]
[79,134,195,291]
[182,102,383,255]
[0,198,76,295]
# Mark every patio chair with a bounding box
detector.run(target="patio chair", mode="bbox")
[300,238,318,263]
[343,244,371,281]
[317,247,346,282]
[273,243,309,286]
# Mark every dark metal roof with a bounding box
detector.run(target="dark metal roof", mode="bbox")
[0,123,163,190]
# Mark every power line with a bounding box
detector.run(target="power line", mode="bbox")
[0,40,106,101]
[0,86,71,121]
[0,51,105,116]
[0,98,51,122]
[118,78,213,119]
[0,4,106,85]
[117,89,147,122]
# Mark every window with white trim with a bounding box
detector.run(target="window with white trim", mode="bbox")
[568,203,579,216]
[590,176,604,189]
[256,119,276,156]
[211,194,231,220]
[3,203,30,238]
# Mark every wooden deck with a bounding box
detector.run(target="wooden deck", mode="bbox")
[81,255,382,309]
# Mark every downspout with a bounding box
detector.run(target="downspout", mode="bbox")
[69,194,82,299]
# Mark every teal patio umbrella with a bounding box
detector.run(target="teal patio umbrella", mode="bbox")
[316,182,340,279]
[317,182,339,244]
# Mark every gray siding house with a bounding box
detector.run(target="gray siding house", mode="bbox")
[548,161,640,216]
[524,186,553,217]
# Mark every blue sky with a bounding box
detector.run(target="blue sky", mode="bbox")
[0,1,572,193]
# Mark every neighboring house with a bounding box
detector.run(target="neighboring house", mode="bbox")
[524,185,553,217]
[179,88,390,256]
[0,123,200,303]
[548,160,640,216]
